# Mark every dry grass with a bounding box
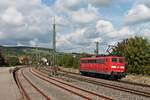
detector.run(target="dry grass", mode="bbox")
[122,74,150,85]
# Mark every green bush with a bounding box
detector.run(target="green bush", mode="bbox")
[143,66,150,75]
[112,36,150,75]
[0,52,6,66]
[57,54,80,69]
[5,56,20,66]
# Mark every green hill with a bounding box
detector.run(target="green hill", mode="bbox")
[0,46,55,66]
[0,46,53,57]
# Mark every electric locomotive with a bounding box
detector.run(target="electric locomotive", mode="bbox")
[80,56,126,79]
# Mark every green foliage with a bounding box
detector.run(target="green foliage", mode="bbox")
[112,36,150,75]
[0,46,54,66]
[57,54,80,69]
[0,51,5,66]
[143,66,150,75]
[5,56,20,66]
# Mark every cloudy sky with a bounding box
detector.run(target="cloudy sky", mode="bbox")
[0,0,150,53]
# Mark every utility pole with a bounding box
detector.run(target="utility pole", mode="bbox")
[95,42,99,56]
[35,45,37,66]
[53,16,56,52]
[52,16,56,69]
[52,16,58,75]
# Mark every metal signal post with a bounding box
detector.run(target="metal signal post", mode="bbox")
[95,42,99,56]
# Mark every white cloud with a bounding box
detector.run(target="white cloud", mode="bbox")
[137,0,150,8]
[96,20,114,33]
[87,0,112,7]
[0,32,7,40]
[115,26,134,38]
[0,0,149,53]
[56,26,103,52]
[105,27,134,38]
[56,19,135,52]
[17,42,25,46]
[55,0,82,11]
[1,6,24,26]
[29,38,38,46]
[72,5,99,24]
[108,41,118,46]
[57,28,86,47]
[0,0,105,53]
[96,20,134,38]
[0,0,55,46]
[125,4,150,25]
[141,29,150,38]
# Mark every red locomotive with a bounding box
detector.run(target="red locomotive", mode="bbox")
[80,56,126,79]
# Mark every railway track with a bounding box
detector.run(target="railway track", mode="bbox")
[40,67,150,88]
[118,80,150,88]
[31,68,112,100]
[15,68,51,100]
[59,69,150,88]
[39,67,150,98]
[15,69,31,100]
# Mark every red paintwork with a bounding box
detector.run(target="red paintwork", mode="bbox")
[80,56,125,76]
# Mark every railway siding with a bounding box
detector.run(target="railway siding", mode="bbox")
[25,68,86,100]
[32,68,112,100]
[57,68,150,94]
[16,69,50,100]
[39,67,150,100]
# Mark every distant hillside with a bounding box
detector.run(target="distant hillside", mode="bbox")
[0,46,92,67]
[0,46,54,57]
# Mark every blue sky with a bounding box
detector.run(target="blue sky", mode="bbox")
[0,0,150,53]
[42,0,55,6]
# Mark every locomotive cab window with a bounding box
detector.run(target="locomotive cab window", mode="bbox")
[81,60,88,63]
[112,58,117,62]
[89,60,96,63]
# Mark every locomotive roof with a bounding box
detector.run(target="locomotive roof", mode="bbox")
[80,56,123,60]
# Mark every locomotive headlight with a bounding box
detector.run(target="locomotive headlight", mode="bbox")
[120,66,124,69]
[111,66,116,68]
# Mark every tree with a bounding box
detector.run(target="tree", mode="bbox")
[0,51,5,66]
[112,36,150,74]
[56,54,80,69]
[5,56,20,66]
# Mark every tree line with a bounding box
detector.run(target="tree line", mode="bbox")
[1,36,150,75]
[0,51,5,66]
[56,54,80,69]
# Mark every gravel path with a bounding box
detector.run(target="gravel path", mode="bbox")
[0,67,21,100]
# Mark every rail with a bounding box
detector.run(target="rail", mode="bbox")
[32,68,112,100]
